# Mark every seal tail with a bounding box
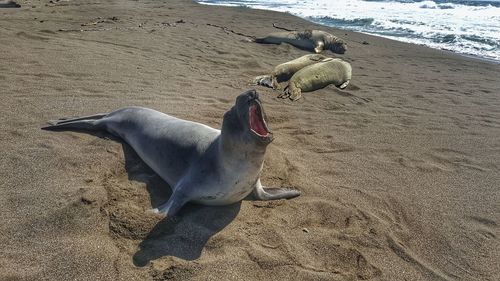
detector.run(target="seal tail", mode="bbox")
[254,37,266,43]
[41,113,108,131]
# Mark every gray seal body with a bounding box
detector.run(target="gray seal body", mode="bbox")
[43,90,300,217]
[255,30,347,54]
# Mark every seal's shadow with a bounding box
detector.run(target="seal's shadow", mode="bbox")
[120,140,241,266]
[132,203,241,266]
[55,129,240,266]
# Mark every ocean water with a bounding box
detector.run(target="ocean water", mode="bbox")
[196,0,500,61]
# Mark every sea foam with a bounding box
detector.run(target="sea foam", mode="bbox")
[197,0,500,61]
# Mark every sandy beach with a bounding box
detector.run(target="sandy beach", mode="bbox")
[1,0,499,280]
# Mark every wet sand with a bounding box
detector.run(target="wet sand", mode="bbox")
[0,0,499,280]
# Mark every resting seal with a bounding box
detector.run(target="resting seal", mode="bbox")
[253,54,328,89]
[281,58,352,101]
[255,30,347,54]
[43,90,300,217]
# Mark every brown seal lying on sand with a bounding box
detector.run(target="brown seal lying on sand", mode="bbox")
[255,30,347,54]
[253,54,328,89]
[281,58,352,101]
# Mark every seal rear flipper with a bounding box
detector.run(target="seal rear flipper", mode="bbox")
[254,36,284,44]
[254,37,266,43]
[41,113,107,131]
[253,179,301,200]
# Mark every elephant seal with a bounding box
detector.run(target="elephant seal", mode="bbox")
[42,90,300,217]
[255,30,347,54]
[253,54,328,89]
[281,58,352,101]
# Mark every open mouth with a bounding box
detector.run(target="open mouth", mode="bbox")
[249,100,271,139]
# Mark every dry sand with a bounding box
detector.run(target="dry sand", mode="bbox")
[1,0,499,280]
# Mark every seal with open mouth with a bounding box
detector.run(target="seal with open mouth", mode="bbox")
[43,90,300,217]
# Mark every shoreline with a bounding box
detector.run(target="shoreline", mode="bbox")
[1,0,499,280]
[196,0,500,64]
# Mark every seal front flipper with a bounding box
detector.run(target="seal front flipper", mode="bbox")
[252,179,301,200]
[338,80,350,89]
[314,41,324,53]
[283,83,302,101]
[152,188,190,217]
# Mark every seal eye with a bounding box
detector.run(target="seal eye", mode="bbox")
[249,103,270,138]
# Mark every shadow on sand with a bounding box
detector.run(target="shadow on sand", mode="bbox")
[132,203,241,266]
[43,127,241,266]
[123,141,241,266]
